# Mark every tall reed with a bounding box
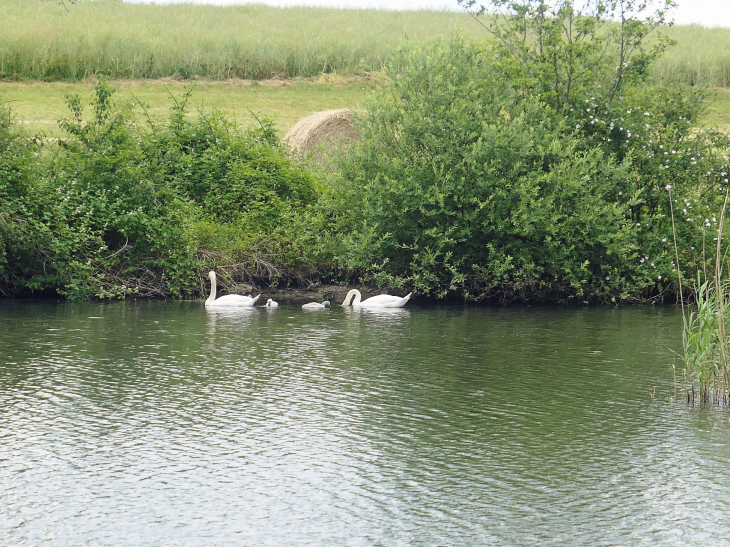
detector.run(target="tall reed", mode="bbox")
[676,189,730,405]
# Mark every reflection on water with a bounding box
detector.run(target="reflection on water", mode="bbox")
[1,301,729,545]
[343,306,411,319]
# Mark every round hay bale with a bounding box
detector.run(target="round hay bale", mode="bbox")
[284,109,359,163]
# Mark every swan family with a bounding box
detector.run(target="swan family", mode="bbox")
[206,271,411,309]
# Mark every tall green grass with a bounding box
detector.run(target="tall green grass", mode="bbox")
[3,1,730,85]
[657,25,730,87]
[0,0,481,81]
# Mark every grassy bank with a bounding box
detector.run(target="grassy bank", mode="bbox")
[2,0,730,87]
[0,77,379,138]
[702,88,730,131]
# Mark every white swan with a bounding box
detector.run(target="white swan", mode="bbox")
[205,271,260,308]
[265,298,279,308]
[342,289,411,308]
[302,301,330,309]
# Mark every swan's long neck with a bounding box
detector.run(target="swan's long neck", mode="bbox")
[207,273,217,303]
[343,289,361,306]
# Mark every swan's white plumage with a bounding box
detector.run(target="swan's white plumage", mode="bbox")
[265,298,279,308]
[302,301,330,309]
[342,289,411,308]
[205,271,260,308]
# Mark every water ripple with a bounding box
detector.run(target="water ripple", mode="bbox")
[1,302,729,545]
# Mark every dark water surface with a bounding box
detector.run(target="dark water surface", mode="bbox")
[1,301,729,545]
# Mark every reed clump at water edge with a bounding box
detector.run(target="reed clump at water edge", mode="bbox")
[675,189,730,405]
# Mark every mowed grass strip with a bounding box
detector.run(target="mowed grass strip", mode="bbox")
[0,77,380,138]
[3,77,730,138]
[703,88,730,130]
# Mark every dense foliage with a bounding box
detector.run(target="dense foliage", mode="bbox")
[3,0,730,303]
[0,102,40,295]
[0,82,320,299]
[316,33,730,302]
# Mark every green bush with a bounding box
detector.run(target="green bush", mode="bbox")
[315,38,729,302]
[138,91,322,283]
[570,82,730,292]
[143,101,319,232]
[8,81,202,299]
[0,102,41,295]
[1,82,324,299]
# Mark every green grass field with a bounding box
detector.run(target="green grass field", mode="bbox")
[0,77,380,138]
[1,0,476,81]
[2,0,730,87]
[3,1,730,136]
[3,77,730,138]
[702,89,730,130]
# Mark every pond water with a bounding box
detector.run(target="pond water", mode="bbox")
[1,301,729,545]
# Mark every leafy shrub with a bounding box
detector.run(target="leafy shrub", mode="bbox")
[140,91,322,282]
[0,81,200,299]
[1,82,324,299]
[0,102,41,295]
[315,38,729,302]
[570,82,730,292]
[145,106,319,230]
